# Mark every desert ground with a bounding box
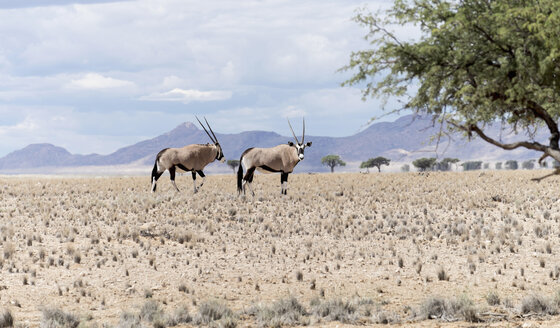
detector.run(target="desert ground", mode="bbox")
[2,171,560,327]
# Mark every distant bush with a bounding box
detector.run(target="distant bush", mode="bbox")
[505,160,518,170]
[522,159,535,170]
[461,161,482,171]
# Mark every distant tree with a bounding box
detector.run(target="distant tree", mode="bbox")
[435,158,460,171]
[321,155,346,173]
[401,164,410,172]
[412,157,437,172]
[540,160,548,168]
[522,159,535,170]
[462,161,482,171]
[495,162,503,170]
[360,156,391,173]
[505,160,519,170]
[226,159,240,173]
[554,160,560,168]
[483,163,490,169]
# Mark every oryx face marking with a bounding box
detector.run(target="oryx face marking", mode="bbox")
[215,143,225,163]
[288,141,312,161]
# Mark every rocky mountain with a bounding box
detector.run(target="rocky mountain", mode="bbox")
[0,115,548,173]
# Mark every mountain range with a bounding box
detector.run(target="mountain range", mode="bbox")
[0,115,547,174]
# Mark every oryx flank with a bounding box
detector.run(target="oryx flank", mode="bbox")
[151,117,225,193]
[237,119,311,195]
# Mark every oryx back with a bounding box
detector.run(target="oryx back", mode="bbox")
[246,145,299,173]
[158,144,217,171]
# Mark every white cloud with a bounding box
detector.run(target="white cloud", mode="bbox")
[140,88,232,104]
[0,0,413,157]
[68,73,134,89]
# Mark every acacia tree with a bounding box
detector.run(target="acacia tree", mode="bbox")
[412,157,436,171]
[360,156,391,172]
[321,155,346,173]
[226,159,240,173]
[343,0,560,182]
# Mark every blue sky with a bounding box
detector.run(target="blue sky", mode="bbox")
[0,0,404,157]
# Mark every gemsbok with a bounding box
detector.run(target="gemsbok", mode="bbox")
[151,117,225,193]
[237,119,311,195]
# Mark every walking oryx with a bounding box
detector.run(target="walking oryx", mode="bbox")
[151,117,225,193]
[237,119,311,195]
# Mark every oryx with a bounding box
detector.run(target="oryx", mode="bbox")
[237,119,311,195]
[151,117,225,193]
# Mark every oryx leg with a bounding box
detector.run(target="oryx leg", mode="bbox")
[169,166,180,192]
[242,167,256,196]
[280,172,289,195]
[191,172,198,193]
[197,170,206,191]
[151,170,164,192]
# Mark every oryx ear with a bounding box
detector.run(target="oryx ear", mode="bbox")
[306,142,312,147]
[288,141,294,146]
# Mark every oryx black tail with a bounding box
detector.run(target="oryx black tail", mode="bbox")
[237,155,244,193]
[151,148,169,192]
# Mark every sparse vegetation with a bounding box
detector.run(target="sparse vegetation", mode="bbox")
[1,172,560,326]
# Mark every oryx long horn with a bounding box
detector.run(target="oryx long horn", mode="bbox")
[196,116,216,143]
[204,117,219,144]
[287,119,300,144]
[302,118,305,144]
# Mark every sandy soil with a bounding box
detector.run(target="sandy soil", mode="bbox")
[1,171,560,327]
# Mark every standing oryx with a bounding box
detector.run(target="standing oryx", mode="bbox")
[151,117,225,193]
[237,119,311,195]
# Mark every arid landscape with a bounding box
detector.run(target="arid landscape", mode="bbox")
[2,171,560,327]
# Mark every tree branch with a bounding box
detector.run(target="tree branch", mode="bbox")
[485,92,560,150]
[448,121,548,152]
[469,124,548,151]
[526,100,560,149]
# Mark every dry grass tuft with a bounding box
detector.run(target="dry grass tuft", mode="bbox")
[0,309,13,328]
[40,307,80,328]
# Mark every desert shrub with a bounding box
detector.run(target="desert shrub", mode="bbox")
[253,297,307,327]
[194,301,235,325]
[3,242,15,259]
[311,299,358,324]
[520,294,558,315]
[437,267,449,281]
[40,307,80,328]
[117,311,142,328]
[486,292,501,306]
[371,308,401,324]
[418,296,479,322]
[0,309,13,328]
[167,305,191,326]
[140,300,164,323]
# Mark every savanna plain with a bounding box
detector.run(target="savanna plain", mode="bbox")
[2,171,560,327]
